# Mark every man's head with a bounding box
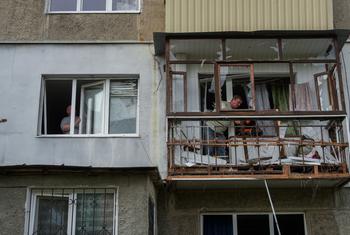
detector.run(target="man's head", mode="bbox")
[66,105,72,115]
[230,95,243,109]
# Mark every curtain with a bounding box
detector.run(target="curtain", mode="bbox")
[255,84,276,136]
[271,84,299,136]
[292,83,314,111]
[271,84,289,112]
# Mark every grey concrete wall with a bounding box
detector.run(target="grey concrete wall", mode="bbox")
[0,43,167,170]
[0,173,156,235]
[333,0,350,29]
[0,0,164,41]
[158,187,350,235]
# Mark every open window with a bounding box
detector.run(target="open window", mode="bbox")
[40,77,139,136]
[217,64,255,111]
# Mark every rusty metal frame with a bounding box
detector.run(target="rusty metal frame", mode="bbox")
[170,71,188,112]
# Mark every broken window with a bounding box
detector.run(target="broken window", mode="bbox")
[218,64,254,111]
[282,38,335,60]
[225,39,279,60]
[28,188,116,235]
[292,63,338,111]
[169,39,222,61]
[40,77,139,136]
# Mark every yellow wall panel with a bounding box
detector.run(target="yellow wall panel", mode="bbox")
[165,0,334,32]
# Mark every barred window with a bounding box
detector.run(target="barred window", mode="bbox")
[27,188,117,235]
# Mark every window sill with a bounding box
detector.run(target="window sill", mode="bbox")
[45,10,141,14]
[37,134,140,138]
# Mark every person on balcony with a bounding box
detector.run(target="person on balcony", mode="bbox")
[207,95,243,156]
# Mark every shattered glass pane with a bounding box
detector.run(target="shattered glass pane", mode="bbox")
[113,0,139,11]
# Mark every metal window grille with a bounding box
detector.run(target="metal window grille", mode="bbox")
[27,188,117,235]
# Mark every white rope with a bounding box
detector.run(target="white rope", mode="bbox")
[264,179,281,235]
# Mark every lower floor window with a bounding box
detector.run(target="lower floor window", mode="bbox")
[202,213,305,235]
[27,188,117,235]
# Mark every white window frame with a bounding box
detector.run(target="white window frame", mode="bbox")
[200,212,307,235]
[46,0,142,14]
[26,188,118,235]
[39,77,140,137]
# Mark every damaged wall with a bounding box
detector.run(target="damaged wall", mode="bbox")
[0,173,156,235]
[157,186,350,235]
[0,0,164,41]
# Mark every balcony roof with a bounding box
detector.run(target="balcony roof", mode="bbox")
[154,29,350,56]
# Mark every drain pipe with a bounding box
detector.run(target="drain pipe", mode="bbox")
[264,179,281,235]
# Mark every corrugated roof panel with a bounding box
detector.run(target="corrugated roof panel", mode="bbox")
[165,0,334,32]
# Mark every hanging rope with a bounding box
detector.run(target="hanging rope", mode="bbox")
[264,179,281,235]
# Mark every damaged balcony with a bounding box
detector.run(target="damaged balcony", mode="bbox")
[155,30,350,184]
[168,119,348,180]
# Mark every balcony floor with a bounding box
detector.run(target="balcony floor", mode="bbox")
[168,164,350,187]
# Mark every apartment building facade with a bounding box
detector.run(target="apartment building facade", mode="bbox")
[155,0,350,235]
[0,0,165,235]
[0,0,350,235]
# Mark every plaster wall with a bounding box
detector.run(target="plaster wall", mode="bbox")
[0,173,156,235]
[333,0,350,29]
[0,43,167,171]
[158,187,350,235]
[0,0,165,41]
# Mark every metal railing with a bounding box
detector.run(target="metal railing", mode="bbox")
[167,120,349,176]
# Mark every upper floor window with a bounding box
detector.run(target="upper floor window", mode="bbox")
[39,77,139,136]
[48,0,141,13]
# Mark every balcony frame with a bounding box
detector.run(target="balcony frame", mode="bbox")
[165,34,347,118]
[161,31,350,183]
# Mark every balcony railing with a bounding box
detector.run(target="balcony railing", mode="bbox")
[167,119,349,179]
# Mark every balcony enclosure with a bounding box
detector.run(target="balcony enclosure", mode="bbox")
[161,31,350,183]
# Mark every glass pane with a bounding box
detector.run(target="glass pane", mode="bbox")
[202,215,233,235]
[170,39,222,61]
[34,197,68,235]
[172,73,186,112]
[283,38,335,60]
[226,39,279,60]
[81,83,104,134]
[75,193,114,235]
[82,0,106,11]
[316,74,332,111]
[109,80,138,134]
[237,214,270,235]
[113,0,139,11]
[274,214,305,235]
[219,65,252,110]
[50,0,77,11]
